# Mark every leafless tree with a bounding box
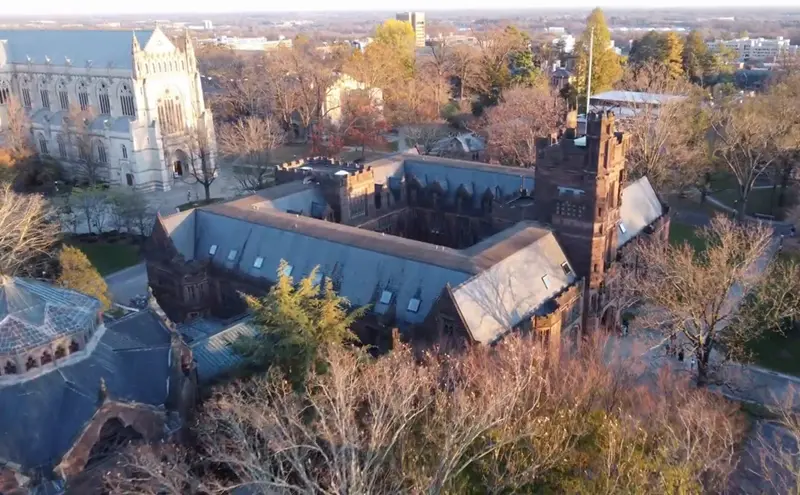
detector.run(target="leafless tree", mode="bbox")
[709,82,800,219]
[1,96,32,159]
[751,392,800,495]
[69,186,109,235]
[0,184,59,276]
[482,85,565,167]
[62,104,105,185]
[619,62,711,195]
[183,125,219,202]
[630,216,776,385]
[406,125,450,155]
[108,188,154,238]
[218,116,286,193]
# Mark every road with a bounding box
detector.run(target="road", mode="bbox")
[105,262,148,306]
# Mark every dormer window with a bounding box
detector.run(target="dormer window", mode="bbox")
[282,264,293,277]
[407,297,421,313]
[253,256,264,269]
[619,222,627,234]
[380,290,393,304]
[227,249,238,261]
[208,244,217,255]
[541,274,551,289]
[561,262,572,276]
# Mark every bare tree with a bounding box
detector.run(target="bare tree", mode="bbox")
[709,83,799,219]
[406,125,450,155]
[0,184,59,276]
[183,125,219,202]
[630,216,776,385]
[482,85,565,167]
[619,62,711,194]
[62,104,105,185]
[70,186,109,235]
[108,188,154,238]
[1,96,32,159]
[218,116,286,193]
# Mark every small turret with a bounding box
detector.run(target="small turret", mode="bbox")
[131,31,140,53]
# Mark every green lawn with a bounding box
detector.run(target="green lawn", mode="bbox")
[746,330,800,376]
[669,221,706,252]
[66,241,141,276]
[713,188,784,218]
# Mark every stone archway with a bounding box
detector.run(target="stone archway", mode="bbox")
[84,417,144,470]
[173,149,189,177]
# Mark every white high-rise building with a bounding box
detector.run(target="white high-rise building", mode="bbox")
[0,27,215,191]
[396,12,426,48]
[202,20,213,30]
[707,36,796,61]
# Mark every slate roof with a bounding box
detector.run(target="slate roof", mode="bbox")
[590,90,687,106]
[0,29,153,70]
[0,310,170,473]
[191,319,259,383]
[618,177,663,247]
[0,277,101,354]
[452,228,576,344]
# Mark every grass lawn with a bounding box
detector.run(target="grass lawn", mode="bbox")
[746,330,800,376]
[669,221,706,252]
[66,240,141,276]
[714,188,784,218]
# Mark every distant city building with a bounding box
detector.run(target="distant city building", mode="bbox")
[545,26,566,34]
[552,34,575,53]
[0,28,216,191]
[396,11,426,48]
[210,35,292,51]
[707,37,797,62]
[202,19,213,30]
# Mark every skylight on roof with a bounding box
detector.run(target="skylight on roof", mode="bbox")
[227,249,238,261]
[253,256,264,269]
[380,290,393,305]
[407,297,421,313]
[561,262,572,276]
[209,244,217,255]
[619,222,627,234]
[542,274,551,289]
[282,264,293,277]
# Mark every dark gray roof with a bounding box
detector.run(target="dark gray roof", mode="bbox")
[618,177,663,247]
[253,181,329,216]
[0,310,170,472]
[0,277,102,354]
[191,319,258,382]
[0,29,152,69]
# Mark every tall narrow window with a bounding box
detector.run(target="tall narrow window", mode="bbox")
[39,135,49,155]
[22,88,32,108]
[0,80,9,105]
[57,135,67,159]
[57,80,69,110]
[119,83,136,117]
[40,89,50,110]
[77,81,89,111]
[121,144,128,159]
[98,82,111,115]
[97,142,107,164]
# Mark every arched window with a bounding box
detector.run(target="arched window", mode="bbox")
[121,144,128,160]
[19,77,31,108]
[119,83,136,117]
[25,356,38,371]
[0,80,9,105]
[4,361,16,374]
[57,134,67,159]
[57,79,69,110]
[157,94,184,135]
[77,80,90,111]
[96,141,108,164]
[41,351,53,365]
[69,340,80,353]
[39,134,49,155]
[78,139,90,162]
[54,346,66,359]
[97,81,111,115]
[39,79,50,110]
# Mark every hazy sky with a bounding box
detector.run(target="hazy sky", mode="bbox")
[4,0,799,16]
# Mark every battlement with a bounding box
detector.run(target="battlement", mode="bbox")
[274,156,371,186]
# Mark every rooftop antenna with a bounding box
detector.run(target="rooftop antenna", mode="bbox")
[585,26,594,119]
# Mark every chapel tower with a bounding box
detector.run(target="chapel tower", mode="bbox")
[534,111,630,333]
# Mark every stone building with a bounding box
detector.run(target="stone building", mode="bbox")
[0,277,196,492]
[0,28,215,191]
[147,111,669,348]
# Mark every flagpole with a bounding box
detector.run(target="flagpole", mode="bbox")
[585,26,594,119]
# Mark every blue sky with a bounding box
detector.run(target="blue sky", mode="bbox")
[5,0,799,16]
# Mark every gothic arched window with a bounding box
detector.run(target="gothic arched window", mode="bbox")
[157,94,185,135]
[54,346,66,359]
[119,83,136,117]
[77,80,90,111]
[57,134,67,159]
[69,340,80,353]
[4,361,17,374]
[25,356,38,370]
[38,79,50,110]
[0,80,9,105]
[20,77,31,108]
[57,79,69,110]
[41,351,53,365]
[38,134,49,155]
[121,144,128,160]
[97,81,111,114]
[96,141,108,164]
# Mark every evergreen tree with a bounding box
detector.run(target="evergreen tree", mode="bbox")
[574,8,623,99]
[629,31,684,79]
[682,30,711,83]
[57,245,112,310]
[235,261,366,385]
[663,32,685,79]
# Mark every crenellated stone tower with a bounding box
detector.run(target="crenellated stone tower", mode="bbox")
[534,111,630,333]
